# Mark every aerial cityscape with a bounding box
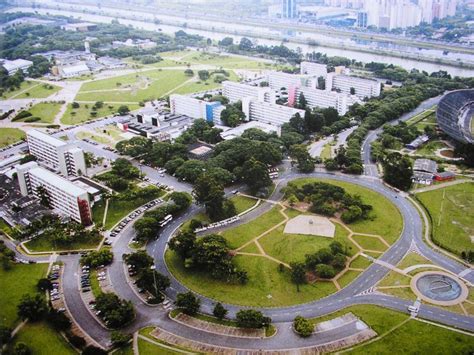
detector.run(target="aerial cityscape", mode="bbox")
[0,0,473,354]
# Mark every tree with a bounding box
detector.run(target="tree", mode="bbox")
[95,293,135,329]
[124,250,153,271]
[176,292,200,315]
[382,152,413,191]
[184,69,194,76]
[133,217,157,241]
[297,92,307,109]
[290,262,306,292]
[36,278,52,291]
[17,293,48,321]
[81,249,113,268]
[290,144,315,173]
[0,325,12,347]
[236,309,271,328]
[218,37,233,46]
[240,158,272,194]
[111,331,132,348]
[198,70,210,81]
[72,102,80,109]
[136,269,170,297]
[213,302,228,320]
[169,191,192,211]
[117,105,130,115]
[293,316,313,337]
[168,230,196,259]
[13,342,31,355]
[316,264,336,279]
[82,345,108,355]
[239,37,253,51]
[350,87,356,95]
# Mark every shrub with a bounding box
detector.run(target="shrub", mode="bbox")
[316,264,336,279]
[12,111,32,121]
[293,316,313,337]
[236,309,271,329]
[23,116,41,122]
[175,292,200,316]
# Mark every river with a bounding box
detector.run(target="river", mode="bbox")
[7,5,474,77]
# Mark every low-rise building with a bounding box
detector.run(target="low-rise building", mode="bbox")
[300,61,328,78]
[169,94,224,124]
[326,73,381,99]
[16,162,92,225]
[58,62,91,78]
[413,158,438,183]
[0,59,33,76]
[406,134,430,150]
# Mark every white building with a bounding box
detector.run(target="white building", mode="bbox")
[296,87,361,115]
[326,73,381,99]
[268,71,315,91]
[169,94,224,123]
[242,98,305,127]
[59,62,91,78]
[26,130,86,177]
[0,59,33,76]
[222,81,275,104]
[16,162,92,225]
[220,121,280,140]
[300,62,328,79]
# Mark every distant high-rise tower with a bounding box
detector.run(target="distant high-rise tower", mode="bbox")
[357,11,368,27]
[84,40,90,54]
[282,0,297,19]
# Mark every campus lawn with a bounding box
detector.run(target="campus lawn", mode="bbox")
[349,255,372,269]
[90,269,102,298]
[76,131,112,145]
[396,252,432,270]
[75,70,190,102]
[416,182,474,257]
[1,80,38,99]
[138,338,183,355]
[0,263,48,328]
[165,250,338,307]
[138,327,194,354]
[348,319,474,355]
[61,103,139,125]
[0,128,26,147]
[170,70,239,95]
[21,102,63,124]
[377,270,412,287]
[337,270,362,288]
[258,223,356,265]
[415,140,448,156]
[24,233,103,253]
[229,195,257,214]
[289,178,403,244]
[220,207,285,249]
[0,217,13,236]
[352,234,388,252]
[9,321,76,355]
[238,242,260,254]
[15,83,61,99]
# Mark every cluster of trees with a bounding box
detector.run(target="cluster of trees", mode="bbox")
[284,182,372,223]
[286,107,343,138]
[96,158,140,191]
[193,174,236,221]
[133,191,192,241]
[220,101,246,127]
[81,249,114,268]
[116,121,279,193]
[12,215,101,248]
[290,144,316,173]
[175,291,271,329]
[293,316,313,337]
[291,241,348,291]
[169,231,248,283]
[95,292,135,328]
[0,69,25,97]
[381,152,413,191]
[124,251,170,302]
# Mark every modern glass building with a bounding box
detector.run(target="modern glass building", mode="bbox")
[436,90,474,144]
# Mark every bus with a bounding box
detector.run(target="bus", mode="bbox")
[159,214,173,228]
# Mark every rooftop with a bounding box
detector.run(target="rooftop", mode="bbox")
[27,129,68,148]
[28,166,88,197]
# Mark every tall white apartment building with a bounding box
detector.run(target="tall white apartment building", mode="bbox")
[300,62,328,79]
[268,71,316,91]
[169,94,224,123]
[16,162,92,225]
[26,130,86,177]
[222,81,275,104]
[242,97,305,127]
[326,73,381,99]
[296,87,361,116]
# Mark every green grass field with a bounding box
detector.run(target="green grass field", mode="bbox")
[415,140,449,156]
[349,255,372,269]
[352,235,388,252]
[18,102,63,124]
[1,81,60,99]
[0,128,26,147]
[259,223,356,264]
[348,319,474,354]
[9,322,76,355]
[230,195,257,214]
[165,250,337,307]
[24,232,102,252]
[290,178,403,244]
[416,182,474,257]
[76,131,112,145]
[0,263,48,327]
[397,252,432,270]
[337,270,362,288]
[61,103,139,125]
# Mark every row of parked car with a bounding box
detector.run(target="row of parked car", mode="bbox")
[49,264,62,302]
[109,198,164,238]
[80,265,91,293]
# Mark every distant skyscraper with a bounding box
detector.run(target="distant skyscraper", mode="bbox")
[282,0,297,18]
[357,11,368,27]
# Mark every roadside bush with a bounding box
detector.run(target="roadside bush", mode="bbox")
[11,111,32,121]
[236,309,271,329]
[66,333,86,349]
[95,293,135,329]
[175,292,200,316]
[81,249,113,268]
[23,116,41,122]
[293,316,313,337]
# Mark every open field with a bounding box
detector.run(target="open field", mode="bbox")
[165,250,338,307]
[289,178,403,244]
[337,270,363,288]
[8,321,76,355]
[76,131,112,145]
[24,232,102,252]
[352,235,388,252]
[1,81,60,100]
[350,255,372,269]
[0,128,26,147]
[259,223,355,265]
[18,102,63,124]
[230,195,257,214]
[61,103,139,125]
[0,263,48,327]
[416,182,474,257]
[415,140,449,157]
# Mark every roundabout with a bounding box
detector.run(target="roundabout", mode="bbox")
[411,271,469,306]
